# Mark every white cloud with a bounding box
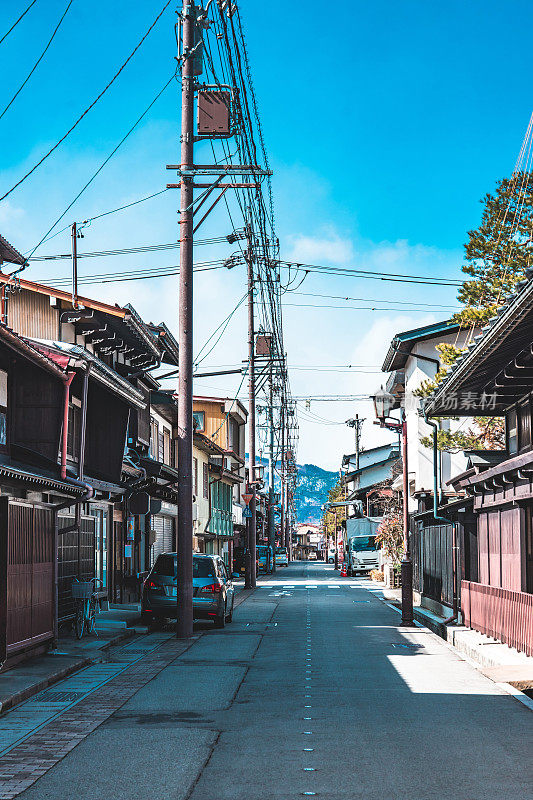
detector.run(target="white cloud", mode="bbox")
[0,201,26,237]
[285,226,354,265]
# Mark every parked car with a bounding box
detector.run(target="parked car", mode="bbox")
[308,551,317,561]
[141,553,234,628]
[275,547,289,567]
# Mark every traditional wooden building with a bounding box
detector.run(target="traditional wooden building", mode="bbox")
[0,323,85,667]
[426,274,533,656]
[0,241,179,613]
[148,392,247,567]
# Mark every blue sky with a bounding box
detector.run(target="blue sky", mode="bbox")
[1,0,532,469]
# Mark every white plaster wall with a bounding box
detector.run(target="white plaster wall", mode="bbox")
[403,330,471,511]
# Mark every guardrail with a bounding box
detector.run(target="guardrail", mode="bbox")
[461,580,533,657]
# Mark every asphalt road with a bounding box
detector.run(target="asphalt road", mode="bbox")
[19,562,533,800]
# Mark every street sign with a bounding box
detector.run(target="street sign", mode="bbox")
[243,506,252,518]
[242,493,253,505]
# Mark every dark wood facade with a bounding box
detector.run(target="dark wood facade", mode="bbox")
[0,499,56,665]
[425,273,533,652]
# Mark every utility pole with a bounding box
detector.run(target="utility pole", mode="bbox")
[346,415,365,470]
[334,507,338,570]
[71,222,78,309]
[268,362,276,573]
[245,212,257,590]
[400,411,413,625]
[280,402,286,550]
[176,0,195,638]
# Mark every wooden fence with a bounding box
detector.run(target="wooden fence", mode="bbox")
[411,520,454,608]
[461,580,533,657]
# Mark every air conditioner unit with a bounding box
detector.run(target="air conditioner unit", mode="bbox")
[192,503,198,521]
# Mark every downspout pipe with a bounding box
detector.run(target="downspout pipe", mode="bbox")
[55,367,94,516]
[60,372,76,480]
[423,409,458,623]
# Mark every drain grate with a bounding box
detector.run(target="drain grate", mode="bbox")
[35,690,86,703]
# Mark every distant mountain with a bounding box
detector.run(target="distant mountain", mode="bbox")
[256,457,337,526]
[294,463,338,524]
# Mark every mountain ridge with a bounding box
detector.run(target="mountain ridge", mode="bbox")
[256,457,337,526]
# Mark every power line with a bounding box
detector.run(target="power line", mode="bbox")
[194,294,247,366]
[0,0,74,122]
[26,70,178,259]
[30,259,232,287]
[277,260,461,286]
[283,302,453,314]
[0,0,173,204]
[292,291,458,309]
[24,188,171,255]
[0,0,38,47]
[29,234,229,261]
[85,188,170,224]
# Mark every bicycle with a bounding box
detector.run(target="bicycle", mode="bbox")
[72,578,103,639]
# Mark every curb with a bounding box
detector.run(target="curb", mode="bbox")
[0,628,136,717]
[0,657,92,716]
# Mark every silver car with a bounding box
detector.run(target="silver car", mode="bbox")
[141,553,235,628]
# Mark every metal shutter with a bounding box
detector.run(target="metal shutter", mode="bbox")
[163,516,174,552]
[150,515,175,567]
[150,515,165,567]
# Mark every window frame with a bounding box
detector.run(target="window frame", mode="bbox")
[193,457,198,496]
[193,410,205,432]
[203,462,209,499]
[0,368,8,451]
[150,417,159,459]
[507,407,518,455]
[518,398,532,453]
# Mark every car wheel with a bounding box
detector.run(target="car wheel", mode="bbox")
[225,597,234,623]
[140,610,153,625]
[214,608,226,628]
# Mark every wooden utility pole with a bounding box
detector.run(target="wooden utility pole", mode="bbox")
[268,362,276,573]
[176,0,195,638]
[279,399,285,549]
[334,508,338,570]
[71,222,78,309]
[245,214,257,590]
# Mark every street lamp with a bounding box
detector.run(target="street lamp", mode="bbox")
[372,388,413,626]
[372,386,396,422]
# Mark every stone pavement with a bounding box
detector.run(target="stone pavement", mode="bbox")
[0,564,531,799]
[0,606,140,715]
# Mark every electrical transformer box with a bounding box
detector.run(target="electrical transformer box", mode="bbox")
[197,90,231,136]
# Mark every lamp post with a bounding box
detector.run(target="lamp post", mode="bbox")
[372,388,413,626]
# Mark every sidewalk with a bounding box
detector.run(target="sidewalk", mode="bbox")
[373,580,533,691]
[0,605,141,714]
[0,589,251,716]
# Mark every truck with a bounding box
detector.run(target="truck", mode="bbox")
[344,517,381,576]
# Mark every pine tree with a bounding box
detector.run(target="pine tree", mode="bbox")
[418,171,533,451]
